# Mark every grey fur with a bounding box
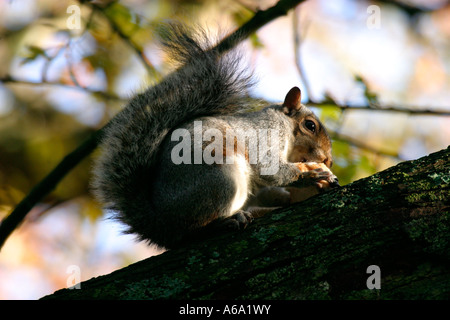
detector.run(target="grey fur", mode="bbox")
[92,24,333,248]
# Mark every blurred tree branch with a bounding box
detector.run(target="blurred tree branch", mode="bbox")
[306,100,450,117]
[292,5,312,99]
[2,74,448,116]
[0,74,126,102]
[79,0,160,80]
[0,0,307,251]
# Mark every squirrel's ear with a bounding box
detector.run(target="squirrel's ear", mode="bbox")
[282,87,302,114]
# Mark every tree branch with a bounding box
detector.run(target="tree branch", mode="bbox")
[0,74,125,102]
[214,0,307,54]
[2,75,448,117]
[292,5,313,99]
[0,130,104,250]
[307,100,450,117]
[0,0,306,251]
[42,147,450,299]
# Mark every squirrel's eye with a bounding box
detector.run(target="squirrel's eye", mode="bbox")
[304,120,316,133]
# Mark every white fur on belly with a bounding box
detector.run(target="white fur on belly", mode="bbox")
[228,154,250,215]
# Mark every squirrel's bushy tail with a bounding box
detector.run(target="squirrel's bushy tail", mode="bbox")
[92,24,252,245]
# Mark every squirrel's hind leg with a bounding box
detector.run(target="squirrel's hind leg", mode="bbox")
[151,155,253,246]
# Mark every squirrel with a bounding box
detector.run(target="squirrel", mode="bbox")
[92,24,339,249]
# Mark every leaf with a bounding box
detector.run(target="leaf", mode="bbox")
[232,5,254,26]
[20,45,48,65]
[80,198,103,222]
[354,74,378,103]
[330,140,377,185]
[104,2,142,36]
[249,33,264,49]
[322,91,338,104]
[318,105,341,123]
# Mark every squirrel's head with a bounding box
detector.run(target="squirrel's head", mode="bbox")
[282,87,333,168]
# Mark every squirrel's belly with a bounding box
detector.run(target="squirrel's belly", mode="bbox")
[228,154,250,214]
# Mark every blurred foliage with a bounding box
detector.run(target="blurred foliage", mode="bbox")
[0,0,257,223]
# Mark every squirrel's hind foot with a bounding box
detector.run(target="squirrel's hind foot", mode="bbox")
[221,210,253,230]
[178,210,254,247]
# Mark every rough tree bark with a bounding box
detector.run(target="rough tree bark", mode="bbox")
[44,147,449,300]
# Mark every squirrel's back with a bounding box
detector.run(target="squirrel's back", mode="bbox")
[92,24,253,245]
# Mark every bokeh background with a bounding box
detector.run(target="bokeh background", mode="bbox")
[0,0,449,299]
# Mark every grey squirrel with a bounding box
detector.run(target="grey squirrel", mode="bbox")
[92,24,339,249]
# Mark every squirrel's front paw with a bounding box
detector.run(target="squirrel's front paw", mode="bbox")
[328,175,340,188]
[315,172,339,190]
[293,162,339,190]
[296,168,332,189]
